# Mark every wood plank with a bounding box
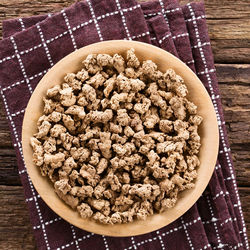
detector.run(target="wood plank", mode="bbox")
[0,0,249,63]
[0,186,35,249]
[0,185,249,249]
[216,64,250,85]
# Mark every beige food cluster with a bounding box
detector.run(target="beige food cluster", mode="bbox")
[30,49,202,224]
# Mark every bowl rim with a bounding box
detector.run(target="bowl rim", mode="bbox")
[22,40,219,237]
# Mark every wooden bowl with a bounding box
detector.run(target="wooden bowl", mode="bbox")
[22,40,219,237]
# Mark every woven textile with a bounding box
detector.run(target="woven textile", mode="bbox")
[0,0,248,249]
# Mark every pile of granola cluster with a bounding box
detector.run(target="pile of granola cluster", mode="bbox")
[30,49,202,224]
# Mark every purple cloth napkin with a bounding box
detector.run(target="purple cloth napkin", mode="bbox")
[1,0,249,249]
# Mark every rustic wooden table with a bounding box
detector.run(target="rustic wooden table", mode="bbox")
[0,0,249,249]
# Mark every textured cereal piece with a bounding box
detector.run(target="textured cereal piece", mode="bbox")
[137,201,153,220]
[77,95,87,108]
[113,54,125,73]
[129,184,160,200]
[149,132,165,143]
[110,212,122,224]
[62,114,76,133]
[76,186,94,198]
[98,132,112,159]
[142,60,157,79]
[82,54,102,74]
[183,170,198,182]
[77,203,93,219]
[104,75,116,98]
[80,164,96,178]
[124,126,134,137]
[189,115,203,126]
[134,97,151,115]
[160,107,173,120]
[184,99,197,114]
[164,70,188,97]
[43,137,57,153]
[186,155,200,171]
[44,152,65,168]
[70,147,90,162]
[60,87,76,107]
[57,190,79,209]
[125,67,137,78]
[156,141,177,154]
[80,164,100,187]
[159,120,173,133]
[159,198,177,212]
[89,199,109,212]
[43,98,58,115]
[54,179,71,195]
[60,132,74,151]
[116,109,130,126]
[37,115,49,127]
[112,195,134,212]
[86,98,101,111]
[117,73,131,93]
[76,69,89,82]
[64,73,82,91]
[47,85,61,98]
[150,93,167,110]
[50,124,67,138]
[30,137,44,166]
[131,165,148,179]
[130,78,145,92]
[111,134,127,144]
[87,139,100,151]
[97,54,113,67]
[35,121,52,139]
[93,184,106,199]
[169,96,186,120]
[87,109,113,124]
[143,108,160,129]
[174,120,190,140]
[130,112,144,132]
[87,72,106,89]
[93,212,111,224]
[89,151,100,166]
[109,122,122,134]
[127,48,140,68]
[65,105,86,119]
[158,91,173,101]
[110,92,128,110]
[68,170,79,186]
[107,171,122,192]
[82,84,96,102]
[62,157,77,175]
[159,179,174,193]
[112,142,135,157]
[48,111,62,123]
[147,150,160,164]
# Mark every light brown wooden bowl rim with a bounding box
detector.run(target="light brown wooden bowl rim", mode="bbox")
[22,40,219,237]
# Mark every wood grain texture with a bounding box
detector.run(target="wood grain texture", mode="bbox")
[0,186,35,250]
[0,0,249,248]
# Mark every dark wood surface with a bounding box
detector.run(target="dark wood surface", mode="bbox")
[0,0,249,249]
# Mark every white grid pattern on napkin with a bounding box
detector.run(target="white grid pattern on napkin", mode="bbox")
[0,1,247,249]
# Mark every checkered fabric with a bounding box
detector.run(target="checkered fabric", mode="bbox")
[0,0,249,249]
